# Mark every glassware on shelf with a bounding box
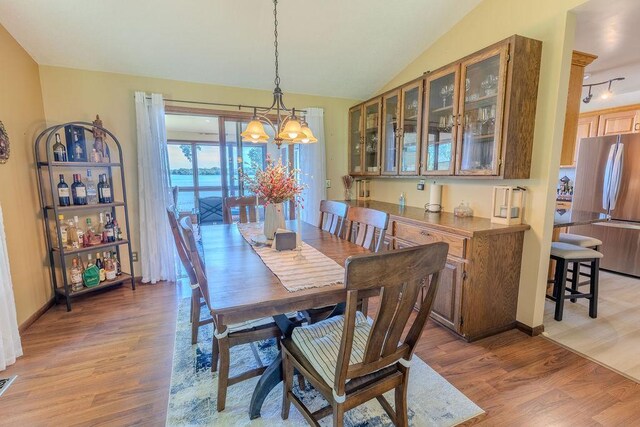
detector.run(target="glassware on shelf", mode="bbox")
[454,201,474,218]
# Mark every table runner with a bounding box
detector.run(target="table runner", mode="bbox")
[236,223,345,292]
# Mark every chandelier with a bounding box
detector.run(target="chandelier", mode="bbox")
[240,0,317,147]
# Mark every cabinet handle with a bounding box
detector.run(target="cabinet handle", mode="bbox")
[635,123,639,131]
[420,230,430,236]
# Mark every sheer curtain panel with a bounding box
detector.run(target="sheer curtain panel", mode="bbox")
[0,204,22,371]
[135,92,176,283]
[299,108,326,226]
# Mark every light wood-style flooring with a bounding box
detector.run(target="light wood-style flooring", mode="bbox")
[544,270,640,382]
[1,280,639,426]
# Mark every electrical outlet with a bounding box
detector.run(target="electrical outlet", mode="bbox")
[325,179,331,188]
[417,179,426,191]
[132,252,138,262]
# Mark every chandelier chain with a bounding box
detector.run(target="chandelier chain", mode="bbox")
[273,0,280,88]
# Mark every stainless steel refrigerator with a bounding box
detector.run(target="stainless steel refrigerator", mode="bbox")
[571,133,640,277]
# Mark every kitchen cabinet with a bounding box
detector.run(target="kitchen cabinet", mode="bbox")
[422,65,459,175]
[349,34,542,179]
[344,200,530,341]
[597,109,640,135]
[348,98,382,175]
[381,80,423,176]
[571,115,599,166]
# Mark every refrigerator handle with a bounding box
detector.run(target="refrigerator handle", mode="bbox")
[610,142,624,210]
[602,144,616,210]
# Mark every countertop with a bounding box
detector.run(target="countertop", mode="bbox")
[553,209,610,228]
[342,200,531,238]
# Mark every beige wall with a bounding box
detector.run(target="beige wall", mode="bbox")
[366,0,587,327]
[0,24,50,325]
[38,66,358,277]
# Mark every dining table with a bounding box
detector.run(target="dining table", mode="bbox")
[199,219,369,419]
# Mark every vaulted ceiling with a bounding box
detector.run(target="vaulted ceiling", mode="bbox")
[0,0,481,99]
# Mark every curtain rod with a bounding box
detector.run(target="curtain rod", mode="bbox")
[142,96,307,114]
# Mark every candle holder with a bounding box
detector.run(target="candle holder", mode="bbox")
[491,186,526,225]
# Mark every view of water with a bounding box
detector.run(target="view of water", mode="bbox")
[170,174,224,187]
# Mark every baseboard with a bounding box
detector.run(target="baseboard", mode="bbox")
[516,321,544,336]
[19,297,55,333]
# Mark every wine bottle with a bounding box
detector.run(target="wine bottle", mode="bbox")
[57,174,71,206]
[96,253,106,282]
[52,134,68,162]
[73,215,84,248]
[72,174,87,205]
[85,170,98,205]
[112,251,121,276]
[113,219,123,241]
[104,213,116,243]
[99,174,112,203]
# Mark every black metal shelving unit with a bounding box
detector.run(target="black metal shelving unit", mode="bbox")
[35,121,135,311]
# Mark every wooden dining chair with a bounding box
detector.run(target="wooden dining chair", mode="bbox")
[167,208,212,344]
[281,242,449,426]
[318,200,349,237]
[179,216,300,412]
[345,207,389,252]
[223,196,265,224]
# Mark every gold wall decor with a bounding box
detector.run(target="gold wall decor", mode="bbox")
[0,121,9,163]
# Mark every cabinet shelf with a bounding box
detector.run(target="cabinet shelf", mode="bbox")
[55,273,133,297]
[463,93,497,109]
[45,201,125,211]
[39,161,122,168]
[52,239,130,255]
[431,105,454,113]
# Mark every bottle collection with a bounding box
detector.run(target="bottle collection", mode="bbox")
[51,116,111,164]
[68,250,122,292]
[53,212,123,250]
[57,170,112,206]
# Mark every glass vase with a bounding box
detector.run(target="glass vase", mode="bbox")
[264,203,285,239]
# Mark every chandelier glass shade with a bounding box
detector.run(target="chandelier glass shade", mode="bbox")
[239,0,315,147]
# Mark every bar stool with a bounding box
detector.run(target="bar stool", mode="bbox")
[558,233,603,287]
[548,242,603,321]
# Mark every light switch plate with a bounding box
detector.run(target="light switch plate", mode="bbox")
[325,179,331,188]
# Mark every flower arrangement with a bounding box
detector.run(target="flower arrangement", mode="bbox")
[241,155,305,206]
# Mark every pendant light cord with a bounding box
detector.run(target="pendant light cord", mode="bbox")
[273,0,280,88]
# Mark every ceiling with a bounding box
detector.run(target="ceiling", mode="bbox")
[0,0,481,100]
[573,0,640,110]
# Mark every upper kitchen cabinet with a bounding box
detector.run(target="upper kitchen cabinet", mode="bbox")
[381,80,423,176]
[597,108,640,135]
[348,105,363,175]
[349,99,382,176]
[422,66,459,175]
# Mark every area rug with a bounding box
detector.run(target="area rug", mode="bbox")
[167,298,484,426]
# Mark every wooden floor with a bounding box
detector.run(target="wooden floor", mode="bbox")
[2,281,640,426]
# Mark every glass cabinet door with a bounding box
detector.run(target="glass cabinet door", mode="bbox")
[381,91,400,175]
[422,67,459,175]
[399,82,422,175]
[348,106,363,174]
[363,99,381,175]
[457,47,508,175]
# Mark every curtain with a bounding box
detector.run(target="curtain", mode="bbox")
[0,204,22,371]
[135,92,176,284]
[299,107,326,226]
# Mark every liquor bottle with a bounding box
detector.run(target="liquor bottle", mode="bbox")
[98,174,112,203]
[98,213,105,242]
[52,214,68,248]
[72,174,87,205]
[104,213,116,243]
[105,252,116,281]
[73,131,84,162]
[85,170,98,205]
[91,148,101,163]
[82,254,100,287]
[96,253,106,282]
[70,257,84,292]
[57,174,71,206]
[85,218,101,246]
[73,215,84,248]
[52,134,68,162]
[66,218,78,249]
[113,219,123,241]
[112,251,121,276]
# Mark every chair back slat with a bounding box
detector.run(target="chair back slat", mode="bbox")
[224,196,265,224]
[332,242,448,394]
[318,200,348,236]
[346,207,389,252]
[179,216,211,310]
[166,208,197,286]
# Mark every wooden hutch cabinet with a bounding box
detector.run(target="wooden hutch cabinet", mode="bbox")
[349,34,542,180]
[348,98,382,176]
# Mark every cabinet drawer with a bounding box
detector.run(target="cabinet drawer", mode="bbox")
[394,222,466,258]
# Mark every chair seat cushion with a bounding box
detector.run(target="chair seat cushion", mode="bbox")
[292,312,371,386]
[558,233,603,248]
[551,242,603,260]
[227,312,298,334]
